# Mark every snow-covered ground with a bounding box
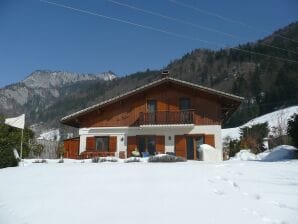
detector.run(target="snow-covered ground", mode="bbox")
[222,106,298,140]
[0,160,298,224]
[230,145,298,161]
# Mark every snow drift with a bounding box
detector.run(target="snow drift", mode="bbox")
[198,144,222,161]
[262,145,298,162]
[231,145,298,161]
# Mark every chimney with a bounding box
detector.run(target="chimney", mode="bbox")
[161,70,170,77]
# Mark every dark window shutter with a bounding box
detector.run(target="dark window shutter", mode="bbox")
[205,135,215,147]
[175,135,186,158]
[156,136,165,154]
[127,136,137,157]
[109,136,117,152]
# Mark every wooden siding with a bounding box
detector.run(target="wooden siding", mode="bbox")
[205,134,215,147]
[109,136,117,153]
[127,136,137,157]
[63,138,80,159]
[86,137,96,150]
[156,135,165,154]
[77,83,221,128]
[175,135,186,158]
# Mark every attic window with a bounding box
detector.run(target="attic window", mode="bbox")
[179,98,191,111]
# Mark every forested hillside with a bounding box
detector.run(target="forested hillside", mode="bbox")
[1,22,298,133]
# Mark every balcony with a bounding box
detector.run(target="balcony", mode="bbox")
[139,110,195,126]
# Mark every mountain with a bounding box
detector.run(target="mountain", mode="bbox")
[0,70,117,135]
[165,22,298,127]
[22,70,116,89]
[1,22,298,138]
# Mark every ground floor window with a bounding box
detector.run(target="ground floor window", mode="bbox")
[137,136,156,155]
[95,137,109,152]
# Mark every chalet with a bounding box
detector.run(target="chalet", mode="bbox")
[61,75,243,160]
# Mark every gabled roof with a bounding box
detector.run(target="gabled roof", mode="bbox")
[61,76,244,126]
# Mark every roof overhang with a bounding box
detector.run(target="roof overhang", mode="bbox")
[60,77,244,127]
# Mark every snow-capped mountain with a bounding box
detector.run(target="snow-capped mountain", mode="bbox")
[22,70,116,88]
[0,70,117,122]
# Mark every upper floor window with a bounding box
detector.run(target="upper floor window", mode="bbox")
[147,100,157,112]
[179,98,191,111]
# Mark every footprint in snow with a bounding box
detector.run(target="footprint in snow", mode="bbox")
[271,201,298,211]
[253,194,261,200]
[242,192,249,196]
[222,177,228,182]
[214,176,240,189]
[213,189,225,196]
[228,180,240,189]
[208,179,215,183]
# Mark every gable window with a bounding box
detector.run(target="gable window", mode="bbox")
[147,100,157,112]
[147,100,157,124]
[179,98,192,123]
[179,98,191,111]
[95,137,109,152]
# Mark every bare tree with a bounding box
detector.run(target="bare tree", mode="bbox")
[271,110,289,145]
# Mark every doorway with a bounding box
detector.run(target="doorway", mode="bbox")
[186,135,204,160]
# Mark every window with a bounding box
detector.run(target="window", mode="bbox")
[179,98,191,111]
[147,100,157,112]
[138,136,156,155]
[95,137,109,152]
[179,98,192,123]
[147,100,157,124]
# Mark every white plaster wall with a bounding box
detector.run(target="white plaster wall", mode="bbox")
[78,125,222,160]
[79,135,87,154]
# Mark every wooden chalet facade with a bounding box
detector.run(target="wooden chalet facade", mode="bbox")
[61,76,243,160]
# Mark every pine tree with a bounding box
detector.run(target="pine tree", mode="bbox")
[287,114,298,147]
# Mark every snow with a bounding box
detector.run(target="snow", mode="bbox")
[262,145,298,162]
[231,145,298,162]
[199,144,215,151]
[1,160,298,224]
[199,144,222,161]
[222,106,298,140]
[37,129,60,141]
[230,150,258,161]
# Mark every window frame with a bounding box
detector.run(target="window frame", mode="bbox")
[137,135,156,155]
[147,99,157,112]
[179,97,191,111]
[95,136,110,152]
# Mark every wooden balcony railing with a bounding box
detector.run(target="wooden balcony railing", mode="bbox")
[139,110,195,125]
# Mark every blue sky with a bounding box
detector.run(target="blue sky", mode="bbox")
[0,0,297,87]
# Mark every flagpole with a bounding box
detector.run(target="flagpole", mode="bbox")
[20,128,24,161]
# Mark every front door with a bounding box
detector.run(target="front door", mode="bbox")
[186,135,205,160]
[195,136,204,160]
[186,136,195,159]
